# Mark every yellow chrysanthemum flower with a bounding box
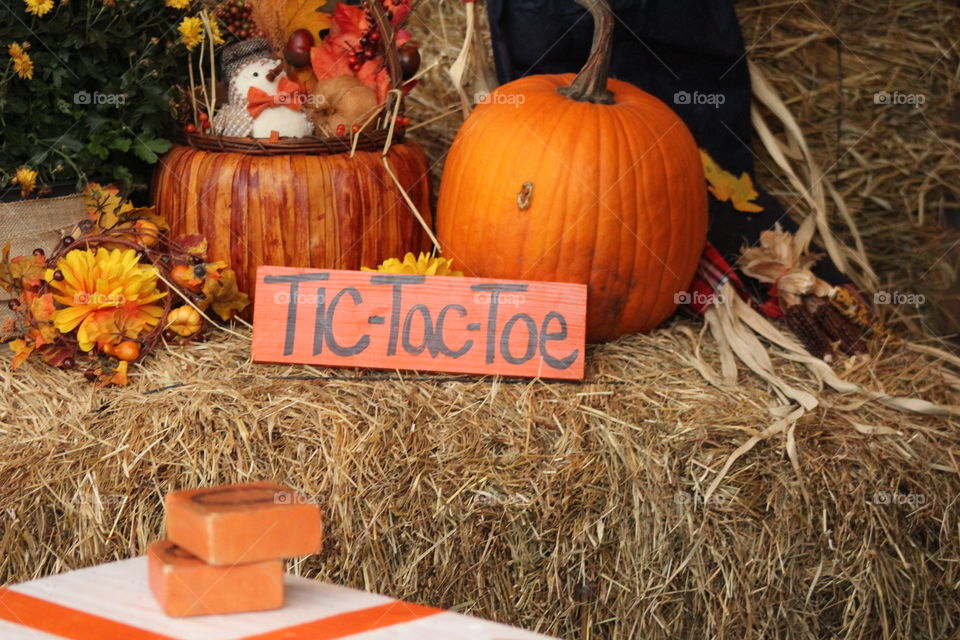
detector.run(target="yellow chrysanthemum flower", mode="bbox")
[208,18,225,45]
[178,16,205,51]
[363,252,464,277]
[12,53,33,79]
[44,248,167,352]
[11,167,38,198]
[165,0,190,8]
[8,42,33,79]
[23,0,54,17]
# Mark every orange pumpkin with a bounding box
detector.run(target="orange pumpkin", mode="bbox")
[436,0,707,343]
[153,143,432,302]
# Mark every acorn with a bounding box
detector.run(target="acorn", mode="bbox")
[284,29,314,68]
[399,42,420,80]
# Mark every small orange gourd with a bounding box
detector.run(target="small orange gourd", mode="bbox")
[436,0,708,342]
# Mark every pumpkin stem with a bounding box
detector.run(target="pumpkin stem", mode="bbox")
[558,0,616,105]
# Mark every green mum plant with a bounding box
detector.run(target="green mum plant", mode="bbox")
[0,0,196,198]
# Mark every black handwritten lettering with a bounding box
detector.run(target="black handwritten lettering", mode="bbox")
[539,312,578,370]
[314,287,370,357]
[499,313,537,365]
[312,286,326,356]
[371,275,426,356]
[402,304,432,356]
[264,273,330,355]
[436,304,472,358]
[471,283,528,364]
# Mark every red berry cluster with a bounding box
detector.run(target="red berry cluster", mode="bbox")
[348,5,385,73]
[185,111,211,134]
[216,0,265,40]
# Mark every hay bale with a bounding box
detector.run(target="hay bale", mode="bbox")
[1,326,958,638]
[729,1,960,340]
[1,1,959,639]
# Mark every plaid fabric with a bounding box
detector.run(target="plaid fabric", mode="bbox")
[683,242,753,315]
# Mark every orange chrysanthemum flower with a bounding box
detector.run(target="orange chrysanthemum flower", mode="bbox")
[8,42,34,79]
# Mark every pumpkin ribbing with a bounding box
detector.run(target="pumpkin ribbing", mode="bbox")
[436,0,708,342]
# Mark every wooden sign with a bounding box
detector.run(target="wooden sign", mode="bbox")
[252,267,586,380]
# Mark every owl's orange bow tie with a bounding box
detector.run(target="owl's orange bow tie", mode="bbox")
[246,78,305,119]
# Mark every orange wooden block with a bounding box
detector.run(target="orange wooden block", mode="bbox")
[147,540,283,618]
[165,482,322,566]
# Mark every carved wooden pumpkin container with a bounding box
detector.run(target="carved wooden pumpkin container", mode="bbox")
[436,0,708,343]
[153,142,432,300]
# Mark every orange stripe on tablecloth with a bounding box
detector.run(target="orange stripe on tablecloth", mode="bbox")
[0,587,178,640]
[239,601,443,640]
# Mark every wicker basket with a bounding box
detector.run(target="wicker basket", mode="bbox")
[185,127,402,155]
[187,0,406,157]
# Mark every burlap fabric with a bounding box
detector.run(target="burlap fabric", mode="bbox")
[0,193,84,323]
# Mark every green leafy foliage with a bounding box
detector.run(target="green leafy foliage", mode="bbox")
[0,0,190,197]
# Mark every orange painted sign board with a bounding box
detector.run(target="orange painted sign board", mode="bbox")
[252,267,586,380]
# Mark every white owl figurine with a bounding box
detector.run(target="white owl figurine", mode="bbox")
[213,57,312,139]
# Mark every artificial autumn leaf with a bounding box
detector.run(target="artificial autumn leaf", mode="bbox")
[39,345,76,368]
[110,360,129,386]
[9,253,46,289]
[30,293,56,323]
[357,60,392,104]
[700,149,764,214]
[174,235,208,256]
[284,0,331,41]
[389,0,412,26]
[84,182,134,230]
[198,269,249,321]
[34,323,57,346]
[310,2,412,99]
[249,0,331,54]
[9,339,33,370]
[310,40,354,82]
[329,2,365,41]
[329,0,408,39]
